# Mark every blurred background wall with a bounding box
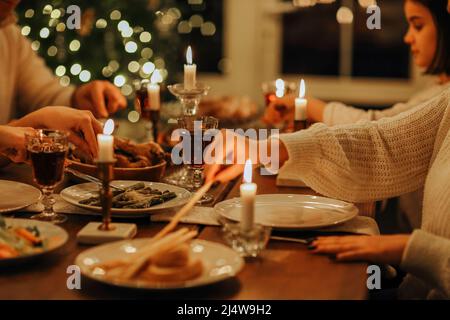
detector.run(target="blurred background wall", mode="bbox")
[16,0,434,117]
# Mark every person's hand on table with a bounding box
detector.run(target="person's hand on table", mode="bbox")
[71,80,127,118]
[0,125,35,163]
[310,234,410,265]
[9,107,102,159]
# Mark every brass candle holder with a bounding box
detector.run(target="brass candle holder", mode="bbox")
[76,149,137,244]
[96,160,116,231]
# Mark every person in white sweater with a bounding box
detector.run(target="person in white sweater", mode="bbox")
[205,87,450,299]
[264,0,450,127]
[0,0,127,124]
[265,0,450,230]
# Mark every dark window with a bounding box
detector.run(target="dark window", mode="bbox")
[282,2,340,76]
[353,1,409,78]
[282,1,410,78]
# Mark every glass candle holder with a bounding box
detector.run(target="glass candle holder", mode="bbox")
[220,218,272,258]
[164,83,211,188]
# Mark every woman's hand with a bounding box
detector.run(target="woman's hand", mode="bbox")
[262,94,327,126]
[203,129,289,184]
[72,80,127,118]
[9,107,102,158]
[262,94,295,127]
[0,126,35,163]
[310,234,410,265]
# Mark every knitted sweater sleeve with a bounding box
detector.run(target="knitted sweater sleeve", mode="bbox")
[277,90,449,203]
[400,229,450,298]
[322,85,447,126]
[11,25,75,115]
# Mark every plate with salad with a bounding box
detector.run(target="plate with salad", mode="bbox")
[0,216,68,266]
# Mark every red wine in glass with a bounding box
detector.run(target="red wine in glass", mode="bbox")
[25,130,68,224]
[135,81,160,141]
[29,147,66,187]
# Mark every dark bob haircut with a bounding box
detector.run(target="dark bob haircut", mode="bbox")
[410,0,450,75]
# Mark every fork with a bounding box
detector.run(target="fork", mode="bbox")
[64,167,125,192]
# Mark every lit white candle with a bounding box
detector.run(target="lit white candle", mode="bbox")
[295,79,307,121]
[148,70,161,111]
[97,119,115,162]
[184,46,197,90]
[240,159,257,231]
[275,78,285,98]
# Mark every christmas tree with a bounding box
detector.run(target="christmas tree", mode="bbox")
[16,0,223,116]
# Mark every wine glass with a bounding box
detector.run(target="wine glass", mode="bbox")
[261,80,297,131]
[178,116,218,204]
[133,79,159,142]
[25,130,69,224]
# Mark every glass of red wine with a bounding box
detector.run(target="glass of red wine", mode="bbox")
[25,130,69,224]
[178,116,218,204]
[261,80,297,131]
[133,79,160,142]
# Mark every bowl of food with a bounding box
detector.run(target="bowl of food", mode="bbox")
[67,137,167,182]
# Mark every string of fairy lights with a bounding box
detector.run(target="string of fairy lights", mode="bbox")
[18,1,218,103]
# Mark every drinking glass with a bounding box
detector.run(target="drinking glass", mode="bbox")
[133,79,159,141]
[178,116,218,204]
[261,80,297,131]
[25,130,69,224]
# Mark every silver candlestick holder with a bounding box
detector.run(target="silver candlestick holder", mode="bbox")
[164,83,210,188]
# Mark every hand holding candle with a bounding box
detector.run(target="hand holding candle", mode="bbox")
[184,46,197,90]
[97,119,115,162]
[240,159,257,231]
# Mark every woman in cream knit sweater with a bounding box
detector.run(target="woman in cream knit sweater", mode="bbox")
[265,0,450,230]
[205,88,450,299]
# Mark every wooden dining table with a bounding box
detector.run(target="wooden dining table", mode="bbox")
[0,164,369,300]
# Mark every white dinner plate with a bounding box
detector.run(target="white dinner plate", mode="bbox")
[215,194,358,230]
[0,218,69,267]
[75,239,244,290]
[60,181,191,218]
[0,180,41,213]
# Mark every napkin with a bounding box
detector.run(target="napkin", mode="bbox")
[150,206,221,226]
[316,215,380,235]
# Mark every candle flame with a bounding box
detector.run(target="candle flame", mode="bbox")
[275,78,285,91]
[299,79,306,98]
[151,69,162,84]
[186,46,193,65]
[243,159,253,184]
[275,78,285,98]
[103,119,114,135]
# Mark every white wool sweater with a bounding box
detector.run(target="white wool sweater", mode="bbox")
[323,82,450,228]
[0,22,74,124]
[323,82,450,126]
[278,89,450,299]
